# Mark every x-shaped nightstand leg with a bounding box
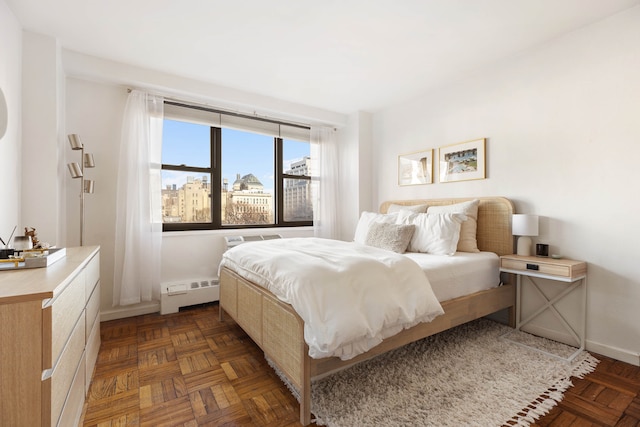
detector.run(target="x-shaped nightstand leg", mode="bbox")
[507,274,587,362]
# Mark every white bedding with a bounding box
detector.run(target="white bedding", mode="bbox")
[219,237,444,360]
[403,251,500,302]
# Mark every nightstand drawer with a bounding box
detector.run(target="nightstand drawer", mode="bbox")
[500,255,586,280]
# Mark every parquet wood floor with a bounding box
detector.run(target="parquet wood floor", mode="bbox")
[82,303,640,426]
[532,355,640,427]
[82,303,308,427]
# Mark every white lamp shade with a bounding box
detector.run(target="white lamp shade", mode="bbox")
[512,214,539,236]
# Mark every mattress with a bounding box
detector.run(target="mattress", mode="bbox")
[403,251,500,302]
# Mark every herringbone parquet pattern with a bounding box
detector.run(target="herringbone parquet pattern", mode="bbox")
[82,303,640,426]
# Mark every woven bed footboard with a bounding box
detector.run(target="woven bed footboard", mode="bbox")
[219,267,312,424]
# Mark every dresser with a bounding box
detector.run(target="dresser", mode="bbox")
[0,246,100,426]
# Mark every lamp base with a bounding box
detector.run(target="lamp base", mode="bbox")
[516,236,533,256]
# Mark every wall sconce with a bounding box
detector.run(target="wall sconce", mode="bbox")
[512,214,539,256]
[67,134,95,246]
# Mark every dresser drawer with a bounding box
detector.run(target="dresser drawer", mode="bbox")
[85,254,100,302]
[49,270,86,368]
[56,354,86,427]
[86,282,100,341]
[50,312,85,426]
[85,312,101,394]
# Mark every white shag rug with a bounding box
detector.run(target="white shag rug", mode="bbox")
[271,319,598,427]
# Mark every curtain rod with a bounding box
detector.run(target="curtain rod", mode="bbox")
[127,88,311,130]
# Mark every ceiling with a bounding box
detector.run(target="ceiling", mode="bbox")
[6,0,640,114]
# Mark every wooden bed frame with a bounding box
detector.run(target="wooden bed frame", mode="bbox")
[219,197,516,425]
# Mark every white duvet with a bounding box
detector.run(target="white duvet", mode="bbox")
[219,237,444,360]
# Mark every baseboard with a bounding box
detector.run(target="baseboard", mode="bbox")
[586,341,640,366]
[100,301,160,321]
[521,324,639,366]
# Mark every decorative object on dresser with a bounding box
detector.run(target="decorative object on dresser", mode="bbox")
[499,254,587,362]
[67,133,96,246]
[0,246,101,426]
[0,247,67,270]
[512,213,539,256]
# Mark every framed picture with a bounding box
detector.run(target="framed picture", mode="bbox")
[439,138,486,183]
[398,149,433,186]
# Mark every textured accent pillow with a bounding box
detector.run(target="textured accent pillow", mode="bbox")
[427,199,480,252]
[399,212,467,255]
[353,211,399,244]
[387,203,428,214]
[364,222,415,253]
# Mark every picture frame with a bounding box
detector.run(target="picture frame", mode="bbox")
[439,138,486,183]
[398,149,433,186]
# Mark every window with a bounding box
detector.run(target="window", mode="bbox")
[282,139,313,222]
[161,102,312,231]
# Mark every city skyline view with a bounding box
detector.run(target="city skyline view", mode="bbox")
[162,119,310,193]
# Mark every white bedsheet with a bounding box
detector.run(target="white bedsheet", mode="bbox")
[403,251,500,302]
[219,237,444,360]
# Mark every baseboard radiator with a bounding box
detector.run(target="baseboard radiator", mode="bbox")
[160,234,282,315]
[160,278,219,315]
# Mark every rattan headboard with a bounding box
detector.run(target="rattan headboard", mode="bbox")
[380,197,514,256]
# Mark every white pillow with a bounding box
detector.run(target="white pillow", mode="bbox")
[364,222,415,253]
[387,203,428,214]
[398,212,467,255]
[427,199,480,253]
[353,211,399,244]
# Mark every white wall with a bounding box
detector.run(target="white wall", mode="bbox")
[22,31,65,247]
[61,54,352,320]
[372,7,640,364]
[337,111,374,241]
[0,1,21,242]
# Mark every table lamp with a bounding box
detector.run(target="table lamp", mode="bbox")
[512,214,538,256]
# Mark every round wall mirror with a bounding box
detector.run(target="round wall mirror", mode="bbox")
[0,87,7,140]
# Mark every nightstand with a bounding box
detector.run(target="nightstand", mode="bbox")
[500,254,587,362]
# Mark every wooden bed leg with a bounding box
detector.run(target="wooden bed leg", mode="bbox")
[219,306,224,322]
[300,347,312,425]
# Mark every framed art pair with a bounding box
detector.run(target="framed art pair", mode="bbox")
[398,138,486,186]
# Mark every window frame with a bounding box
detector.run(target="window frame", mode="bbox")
[162,109,313,232]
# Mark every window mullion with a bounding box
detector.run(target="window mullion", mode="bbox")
[275,138,283,226]
[212,127,222,227]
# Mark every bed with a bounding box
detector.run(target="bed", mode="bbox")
[219,197,515,425]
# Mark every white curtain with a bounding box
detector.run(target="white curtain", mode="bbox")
[113,90,164,306]
[310,126,339,239]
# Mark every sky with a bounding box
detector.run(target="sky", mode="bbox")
[161,119,309,193]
